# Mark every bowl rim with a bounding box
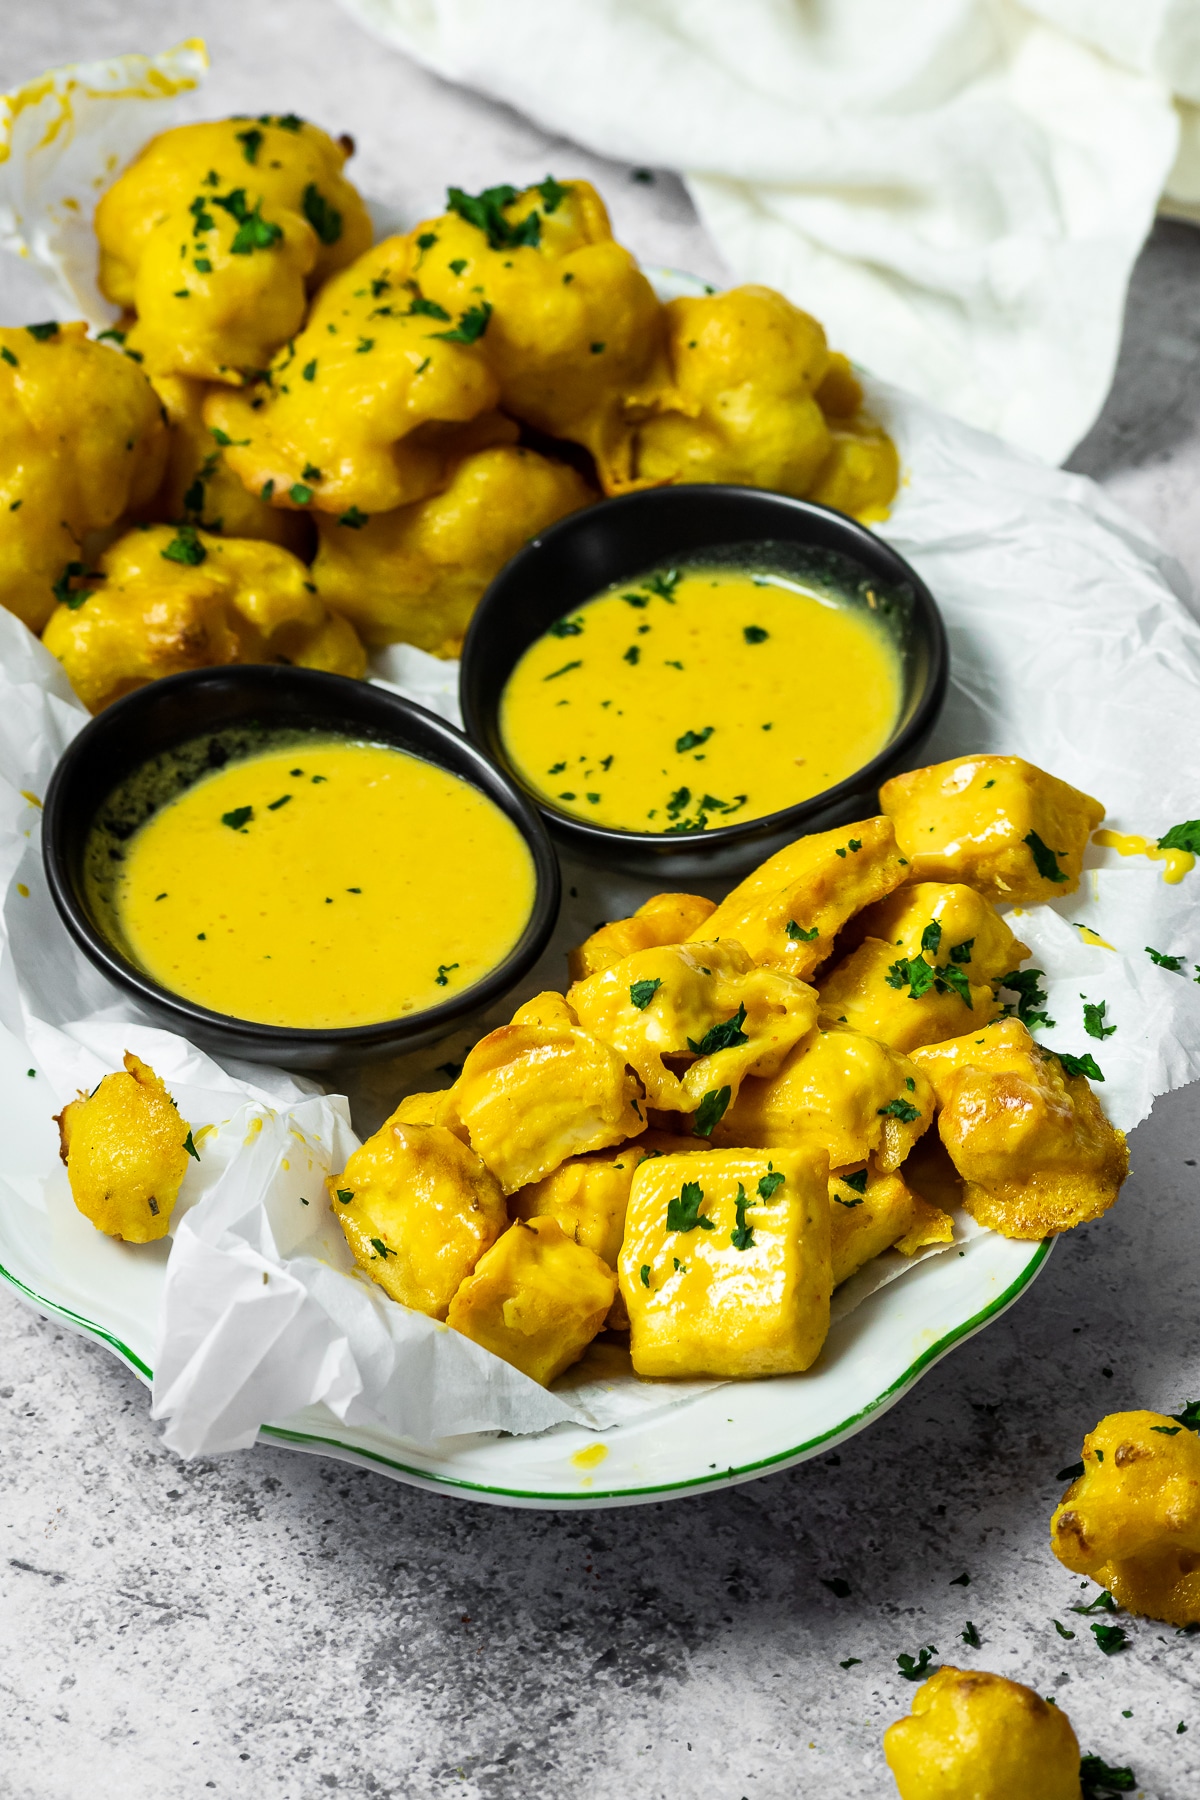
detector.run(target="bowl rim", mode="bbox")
[459,483,948,855]
[41,665,561,1056]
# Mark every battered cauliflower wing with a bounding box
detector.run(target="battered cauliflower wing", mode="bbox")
[509,1143,642,1270]
[42,524,364,712]
[828,1162,952,1287]
[807,356,900,524]
[0,322,168,632]
[884,1667,1083,1800]
[55,1052,193,1243]
[95,116,373,383]
[446,991,645,1193]
[911,1019,1128,1238]
[567,940,818,1115]
[694,817,908,980]
[880,754,1105,903]
[447,1216,616,1385]
[841,882,1031,984]
[329,1119,506,1318]
[147,374,309,551]
[311,443,592,653]
[568,892,717,983]
[1051,1411,1200,1625]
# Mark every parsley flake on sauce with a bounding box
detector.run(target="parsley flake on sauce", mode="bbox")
[730,1183,755,1250]
[1159,818,1200,854]
[549,617,583,637]
[369,1237,395,1259]
[878,1097,920,1123]
[623,645,640,664]
[434,963,460,987]
[406,293,451,321]
[446,183,541,250]
[666,1181,715,1234]
[213,189,283,254]
[787,920,819,942]
[537,175,570,212]
[339,506,368,528]
[1025,828,1069,882]
[743,625,768,643]
[26,322,59,341]
[839,1169,868,1194]
[629,978,661,1011]
[757,1169,785,1200]
[335,1188,354,1204]
[161,525,206,566]
[639,1264,651,1287]
[544,660,581,681]
[221,806,253,831]
[676,726,714,753]
[0,346,17,367]
[431,301,492,344]
[235,126,263,164]
[644,569,681,601]
[302,183,343,245]
[692,1086,732,1138]
[289,483,314,505]
[687,1004,749,1057]
[267,795,291,811]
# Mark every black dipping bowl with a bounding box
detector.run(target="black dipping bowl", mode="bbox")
[460,485,947,879]
[43,666,560,1070]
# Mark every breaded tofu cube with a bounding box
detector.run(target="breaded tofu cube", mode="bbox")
[828,1162,953,1286]
[329,1120,506,1318]
[55,1052,192,1243]
[839,881,1030,983]
[690,816,908,979]
[884,1667,1082,1800]
[618,1147,832,1378]
[568,940,818,1116]
[449,991,644,1193]
[447,1217,617,1385]
[879,754,1104,903]
[817,937,1004,1053]
[714,1023,932,1172]
[911,1019,1128,1238]
[1051,1410,1200,1625]
[568,892,717,982]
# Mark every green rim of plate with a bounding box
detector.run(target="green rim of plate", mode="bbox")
[0,1238,1051,1504]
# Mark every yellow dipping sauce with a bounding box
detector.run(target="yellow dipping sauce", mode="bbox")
[500,565,902,833]
[91,739,535,1029]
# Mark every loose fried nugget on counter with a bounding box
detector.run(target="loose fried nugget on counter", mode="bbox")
[884,1667,1082,1800]
[147,373,309,551]
[95,116,372,383]
[828,1162,952,1287]
[55,1052,192,1243]
[713,1022,933,1172]
[619,1145,832,1379]
[0,323,168,632]
[447,991,645,1194]
[330,1119,506,1318]
[693,817,909,980]
[42,524,364,712]
[911,1019,1128,1238]
[447,1216,616,1385]
[880,755,1104,903]
[568,892,717,983]
[1051,1410,1200,1625]
[311,444,593,653]
[568,939,818,1114]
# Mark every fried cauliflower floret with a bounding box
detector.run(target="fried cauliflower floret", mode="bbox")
[446,991,644,1194]
[884,1667,1083,1800]
[880,755,1105,903]
[509,1143,642,1269]
[841,883,1031,983]
[714,1022,933,1172]
[568,940,818,1116]
[147,374,309,551]
[95,116,372,384]
[329,1119,506,1318]
[1051,1410,1200,1625]
[311,444,592,653]
[447,1216,616,1385]
[828,1162,953,1287]
[806,411,900,525]
[42,525,365,712]
[630,287,841,500]
[911,1019,1128,1238]
[568,892,718,983]
[0,323,168,632]
[694,817,908,979]
[54,1052,192,1243]
[413,180,672,492]
[619,1146,832,1379]
[818,942,1005,1055]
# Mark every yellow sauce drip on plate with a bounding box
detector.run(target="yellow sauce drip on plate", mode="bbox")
[102,740,535,1030]
[1093,829,1194,885]
[500,566,902,833]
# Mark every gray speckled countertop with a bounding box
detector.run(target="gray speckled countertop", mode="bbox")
[2,7,1200,1797]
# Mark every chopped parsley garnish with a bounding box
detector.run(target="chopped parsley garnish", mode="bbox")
[213,189,283,254]
[26,321,59,341]
[1151,1425,1182,1435]
[666,1181,715,1234]
[839,1657,861,1669]
[289,483,314,505]
[886,951,972,1008]
[1090,1623,1128,1656]
[839,1169,869,1194]
[1083,999,1116,1039]
[921,920,942,956]
[356,337,375,354]
[730,1184,755,1251]
[302,462,321,481]
[415,231,437,254]
[161,525,206,566]
[676,726,713,753]
[235,125,263,163]
[629,978,661,1010]
[369,1237,395,1259]
[1158,818,1200,854]
[1172,1400,1200,1430]
[51,561,98,609]
[302,182,343,245]
[537,174,569,212]
[787,920,819,942]
[448,258,467,275]
[446,183,541,249]
[896,1646,938,1681]
[687,1004,748,1057]
[183,1131,200,1161]
[1053,1619,1076,1640]
[847,837,862,852]
[267,794,291,811]
[644,569,681,601]
[1057,1461,1085,1482]
[302,358,317,381]
[998,966,1055,1029]
[1072,1591,1118,1616]
[1146,946,1185,971]
[639,1264,651,1287]
[692,1086,731,1138]
[666,787,690,818]
[210,427,249,447]
[623,645,640,664]
[590,342,606,354]
[261,479,275,500]
[1079,1753,1136,1795]
[878,1097,920,1122]
[961,1621,981,1648]
[407,293,451,320]
[1025,828,1068,882]
[549,616,583,637]
[1057,1049,1104,1081]
[544,660,581,681]
[623,592,649,608]
[0,346,17,367]
[273,113,304,131]
[339,506,368,528]
[431,301,493,344]
[949,938,974,964]
[335,1189,353,1204]
[743,625,768,643]
[757,1169,785,1200]
[434,963,460,987]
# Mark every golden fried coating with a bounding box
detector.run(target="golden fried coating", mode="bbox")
[880,755,1105,903]
[311,444,592,653]
[630,286,835,498]
[806,411,900,525]
[1051,1410,1200,1625]
[147,373,309,550]
[817,939,1005,1055]
[828,1162,952,1287]
[42,524,364,712]
[568,892,717,983]
[568,939,818,1115]
[842,882,1030,984]
[385,1090,466,1134]
[413,179,671,491]
[694,817,908,979]
[884,1667,1082,1800]
[714,1022,933,1172]
[509,1143,642,1270]
[55,1051,192,1243]
[447,1216,616,1385]
[95,116,372,383]
[446,991,645,1194]
[329,1119,506,1318]
[0,322,168,632]
[619,1146,832,1378]
[911,1020,1128,1238]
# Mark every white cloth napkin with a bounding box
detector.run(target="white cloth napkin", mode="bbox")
[335,0,1197,464]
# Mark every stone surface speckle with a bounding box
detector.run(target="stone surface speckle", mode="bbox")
[2,5,1200,1796]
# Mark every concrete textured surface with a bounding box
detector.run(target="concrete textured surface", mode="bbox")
[2,5,1200,1797]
